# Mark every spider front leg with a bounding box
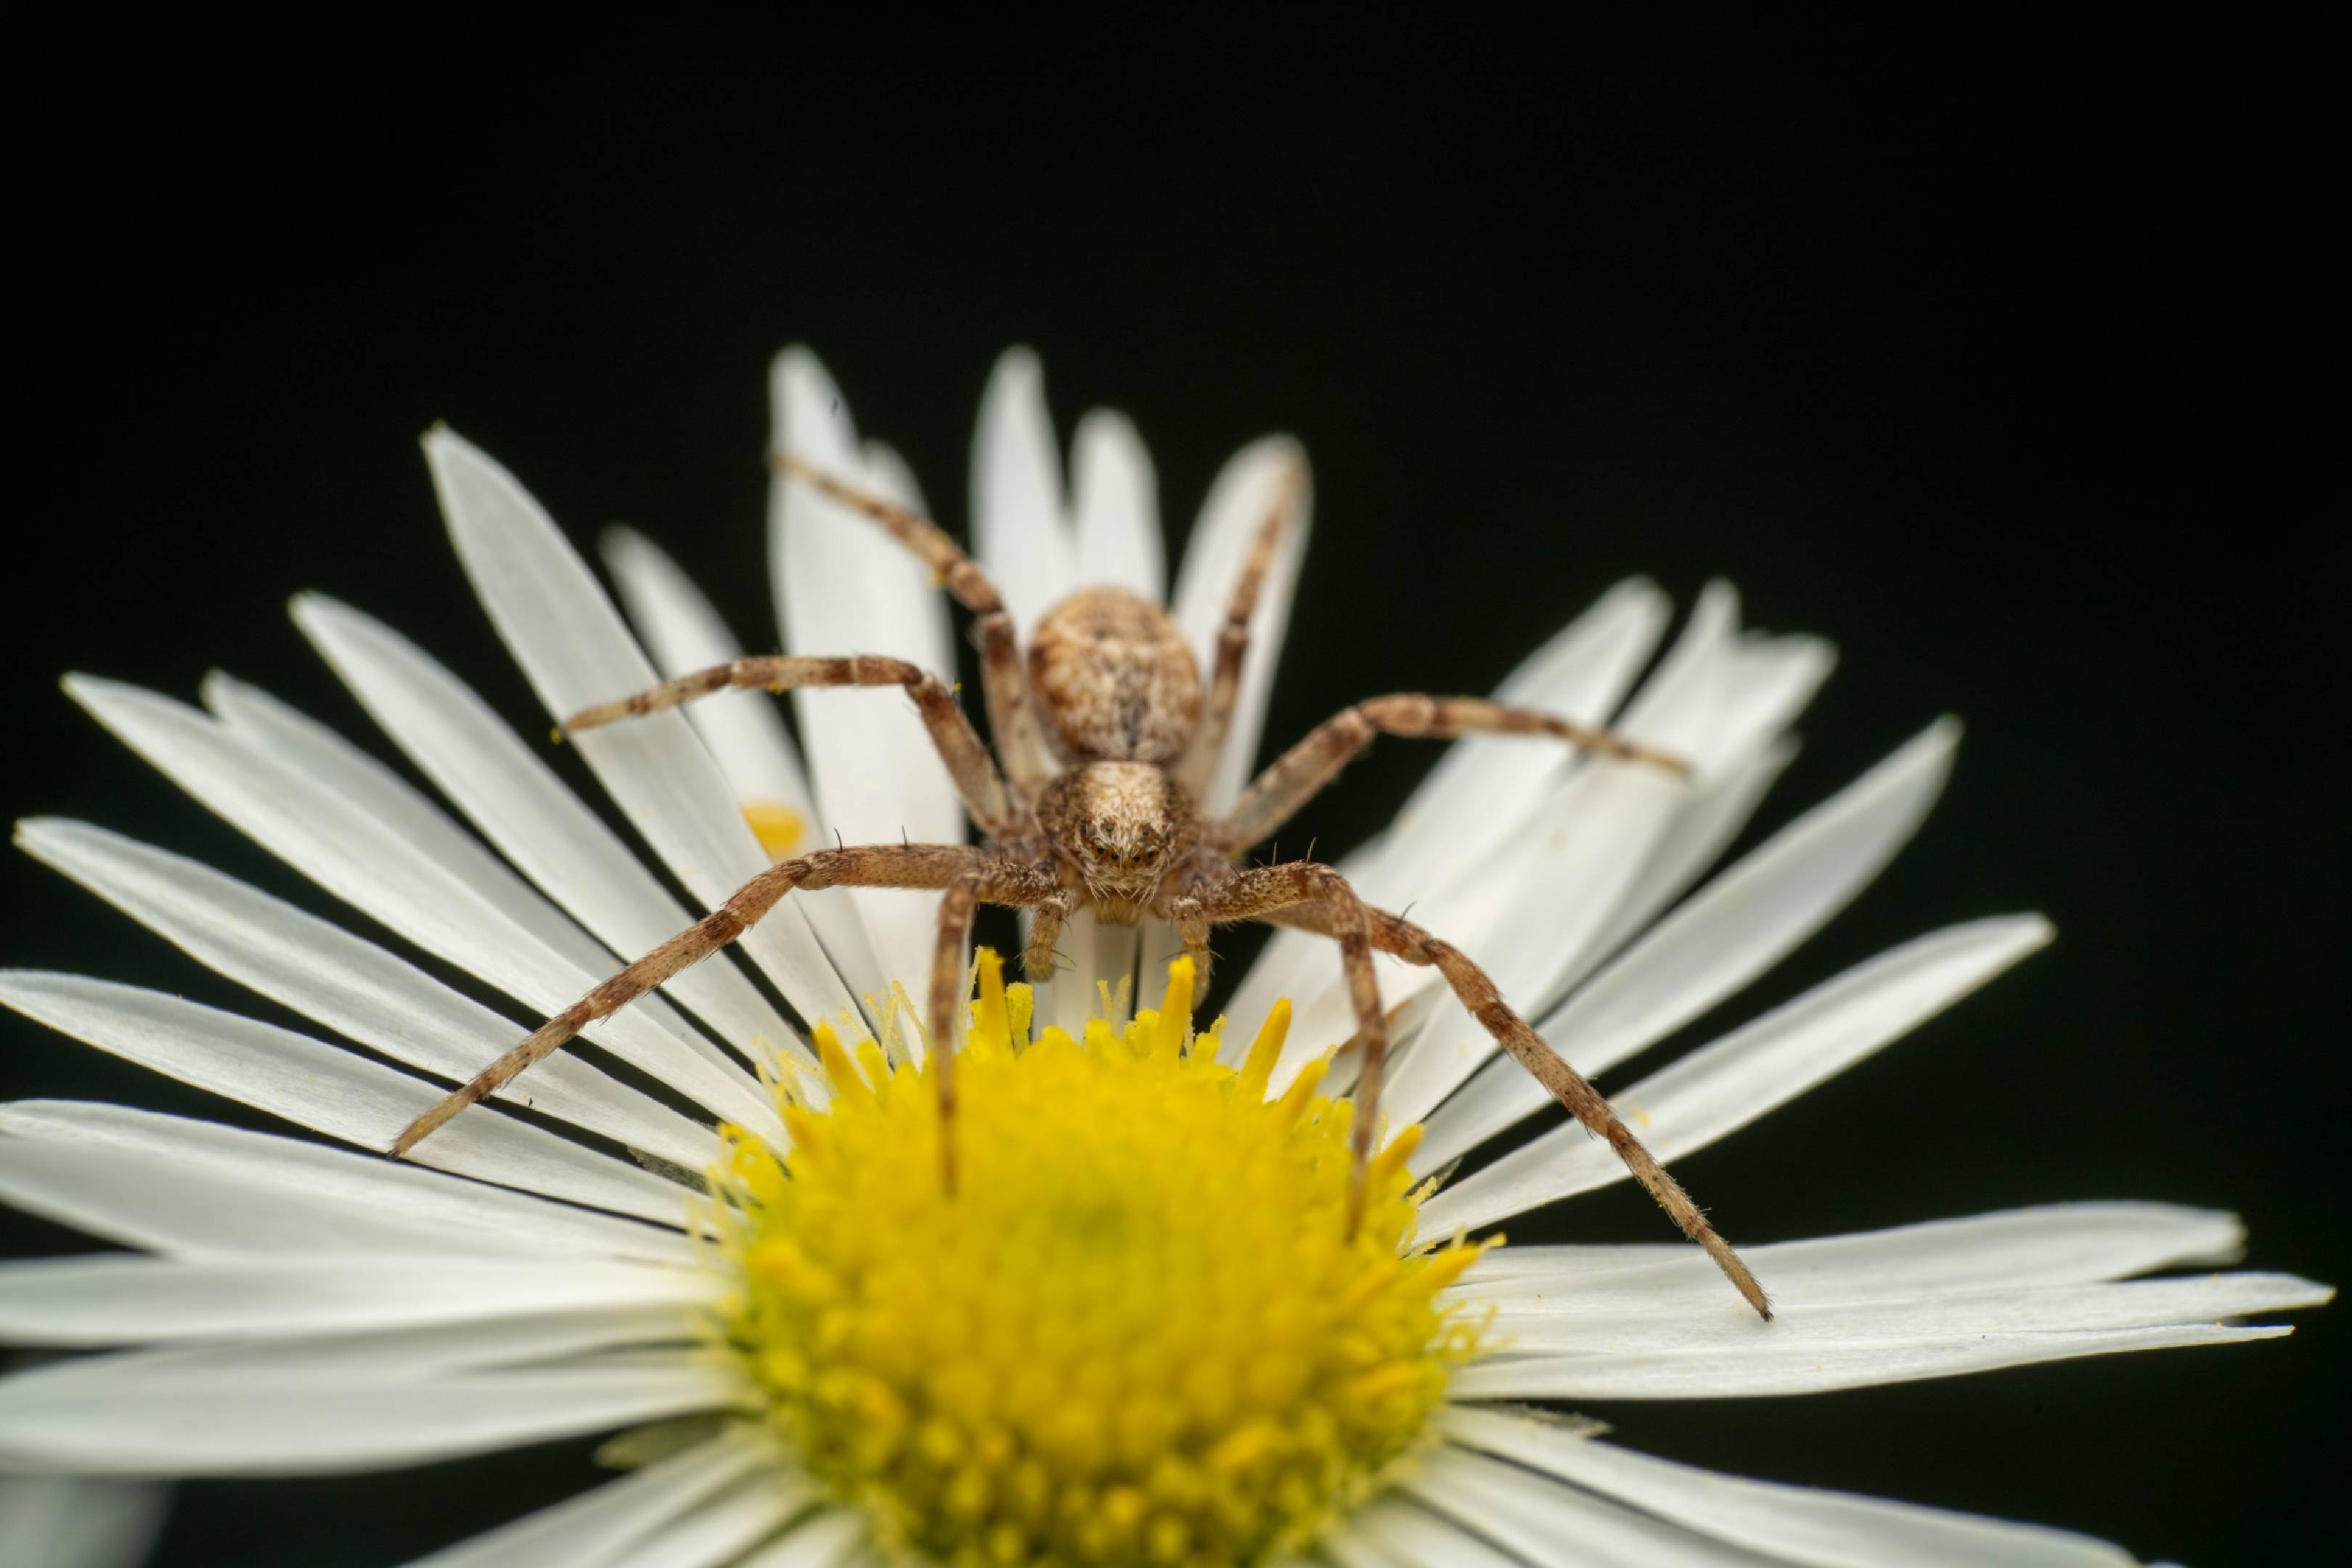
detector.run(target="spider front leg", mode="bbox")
[391,842,992,1156]
[565,653,1020,839]
[775,454,1052,800]
[1191,862,1387,1230]
[927,858,1064,1195]
[1214,693,1692,854]
[1160,895,1216,993]
[1021,890,1076,984]
[1258,898,1772,1320]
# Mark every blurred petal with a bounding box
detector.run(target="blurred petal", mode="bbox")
[290,595,812,1070]
[600,531,887,1009]
[1458,1203,2249,1302]
[771,348,963,993]
[1421,917,2051,1230]
[17,818,709,1168]
[401,1436,773,1568]
[0,1345,732,1475]
[1416,719,1960,1167]
[1170,436,1312,813]
[1444,1405,2153,1566]
[972,346,1077,635]
[0,1476,168,1568]
[0,975,688,1224]
[64,675,780,1143]
[0,1101,690,1264]
[426,427,857,1035]
[732,1510,870,1568]
[1071,407,1164,603]
[0,1253,716,1344]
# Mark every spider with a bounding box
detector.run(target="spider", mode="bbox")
[393,452,1772,1320]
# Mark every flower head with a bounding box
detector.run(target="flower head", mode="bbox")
[714,954,1480,1566]
[0,348,2326,1567]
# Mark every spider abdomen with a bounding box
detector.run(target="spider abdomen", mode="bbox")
[1027,587,1201,764]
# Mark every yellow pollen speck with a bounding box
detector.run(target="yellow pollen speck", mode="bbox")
[742,799,808,859]
[702,952,1487,1567]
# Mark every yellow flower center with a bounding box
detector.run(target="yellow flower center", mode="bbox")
[741,799,808,859]
[705,952,1489,1567]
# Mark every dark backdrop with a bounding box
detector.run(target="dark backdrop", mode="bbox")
[4,8,2343,1565]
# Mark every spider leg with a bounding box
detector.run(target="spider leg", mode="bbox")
[1177,457,1307,796]
[565,653,1019,839]
[391,842,991,1156]
[1162,894,1214,992]
[1021,889,1075,984]
[775,454,1052,800]
[1257,897,1771,1320]
[928,859,1065,1194]
[1213,694,1692,854]
[1190,862,1386,1232]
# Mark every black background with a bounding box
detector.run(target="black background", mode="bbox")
[4,7,2344,1564]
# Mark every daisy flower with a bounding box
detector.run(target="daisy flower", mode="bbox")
[0,348,2325,1567]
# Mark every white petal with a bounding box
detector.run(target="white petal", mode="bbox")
[1071,407,1165,603]
[1569,738,1798,985]
[1456,1203,2250,1304]
[1048,907,1141,1038]
[403,1435,771,1568]
[600,526,818,819]
[0,1253,717,1344]
[0,1477,169,1568]
[1246,584,1818,1093]
[1469,1270,2328,1355]
[972,346,1078,635]
[0,1345,733,1475]
[1330,1496,1537,1567]
[734,1511,870,1568]
[600,1469,809,1568]
[1442,594,1834,1016]
[17,818,711,1169]
[0,1101,691,1264]
[770,348,965,993]
[1170,436,1313,813]
[288,595,812,1071]
[66,675,781,1143]
[1416,719,1959,1168]
[1443,1405,2149,1568]
[599,532,888,1011]
[1407,1446,1762,1566]
[1354,577,1676,908]
[1227,578,1671,1066]
[0,975,690,1225]
[1419,917,2052,1232]
[425,427,859,1037]
[1381,738,1796,1132]
[1451,1318,2304,1401]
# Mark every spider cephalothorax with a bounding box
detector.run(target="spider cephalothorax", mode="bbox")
[1032,761,1200,919]
[393,445,1770,1320]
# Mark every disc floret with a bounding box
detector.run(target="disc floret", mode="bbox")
[706,953,1489,1567]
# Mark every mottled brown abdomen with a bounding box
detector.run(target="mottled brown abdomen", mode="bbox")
[1027,587,1201,764]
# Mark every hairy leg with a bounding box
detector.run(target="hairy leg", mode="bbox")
[565,653,1017,838]
[1194,862,1386,1230]
[392,843,990,1156]
[775,454,1051,798]
[927,858,1063,1193]
[1161,894,1213,992]
[1018,889,1079,985]
[1259,899,1771,1320]
[1177,458,1306,796]
[1214,694,1691,854]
